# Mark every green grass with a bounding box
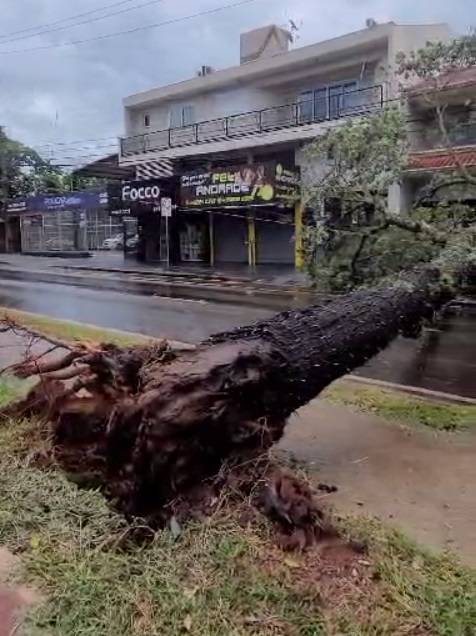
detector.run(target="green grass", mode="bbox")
[323,381,476,432]
[0,384,475,636]
[0,307,151,347]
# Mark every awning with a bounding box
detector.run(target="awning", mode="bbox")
[73,154,135,181]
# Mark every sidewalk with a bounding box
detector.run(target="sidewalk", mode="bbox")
[0,253,308,287]
[0,254,316,310]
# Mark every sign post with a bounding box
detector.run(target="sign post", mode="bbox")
[161,197,172,268]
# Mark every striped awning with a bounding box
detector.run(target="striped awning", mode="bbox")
[135,159,175,180]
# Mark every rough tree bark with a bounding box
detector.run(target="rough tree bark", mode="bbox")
[2,267,453,525]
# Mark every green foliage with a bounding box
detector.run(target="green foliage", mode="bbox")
[0,128,100,203]
[303,107,408,209]
[0,128,50,199]
[301,30,476,292]
[397,28,476,80]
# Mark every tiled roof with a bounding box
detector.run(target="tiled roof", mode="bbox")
[409,146,476,171]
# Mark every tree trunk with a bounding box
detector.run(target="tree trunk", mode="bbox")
[4,268,453,521]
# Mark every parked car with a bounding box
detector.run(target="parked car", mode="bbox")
[125,234,139,250]
[102,234,123,250]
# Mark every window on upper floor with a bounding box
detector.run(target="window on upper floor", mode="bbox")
[169,104,196,128]
[143,113,151,128]
[298,81,360,123]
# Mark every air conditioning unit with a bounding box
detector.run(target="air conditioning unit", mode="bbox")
[197,65,214,77]
[365,18,377,28]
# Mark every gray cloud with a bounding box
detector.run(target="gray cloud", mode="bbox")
[0,0,473,167]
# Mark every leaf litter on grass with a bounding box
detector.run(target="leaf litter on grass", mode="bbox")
[0,376,475,635]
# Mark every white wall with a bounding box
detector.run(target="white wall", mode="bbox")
[125,86,277,136]
[387,24,452,98]
[124,60,386,138]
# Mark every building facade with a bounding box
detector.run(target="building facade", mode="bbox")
[4,190,126,254]
[405,67,476,208]
[118,20,452,267]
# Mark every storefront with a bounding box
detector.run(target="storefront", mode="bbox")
[212,211,249,264]
[255,208,295,264]
[107,177,179,263]
[5,190,119,254]
[180,161,300,266]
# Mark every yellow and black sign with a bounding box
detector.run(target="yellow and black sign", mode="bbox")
[180,161,299,208]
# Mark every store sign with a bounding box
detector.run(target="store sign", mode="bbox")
[180,162,300,209]
[6,191,108,215]
[107,178,168,216]
[160,197,173,217]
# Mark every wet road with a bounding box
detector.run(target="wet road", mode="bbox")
[0,279,272,343]
[0,279,474,399]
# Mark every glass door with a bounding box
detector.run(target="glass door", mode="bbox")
[329,85,343,119]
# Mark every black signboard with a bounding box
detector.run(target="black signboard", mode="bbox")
[180,161,299,209]
[107,178,176,217]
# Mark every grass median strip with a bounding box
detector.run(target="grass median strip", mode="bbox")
[0,386,475,636]
[0,307,151,347]
[0,315,474,635]
[323,381,476,432]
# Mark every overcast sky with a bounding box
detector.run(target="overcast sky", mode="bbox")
[0,0,473,168]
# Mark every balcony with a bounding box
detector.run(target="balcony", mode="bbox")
[412,122,476,153]
[120,85,384,159]
[409,122,476,172]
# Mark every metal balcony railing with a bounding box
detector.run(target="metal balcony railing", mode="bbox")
[120,84,384,157]
[412,122,476,152]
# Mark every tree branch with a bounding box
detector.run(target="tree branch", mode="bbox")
[435,103,476,186]
[413,176,473,207]
[349,221,391,280]
[385,213,447,243]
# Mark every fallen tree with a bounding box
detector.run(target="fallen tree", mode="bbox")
[0,266,457,540]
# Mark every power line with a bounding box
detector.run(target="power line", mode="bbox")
[0,0,266,54]
[33,120,476,162]
[0,0,168,46]
[0,0,139,40]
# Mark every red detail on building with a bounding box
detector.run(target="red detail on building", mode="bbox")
[409,147,476,171]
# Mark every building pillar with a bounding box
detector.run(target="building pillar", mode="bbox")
[388,179,414,216]
[294,201,304,269]
[208,211,215,266]
[247,212,256,267]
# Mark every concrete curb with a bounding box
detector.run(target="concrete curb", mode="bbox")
[54,263,310,289]
[0,266,310,310]
[341,375,476,406]
[0,308,194,351]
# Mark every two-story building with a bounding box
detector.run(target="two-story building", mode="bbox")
[118,20,451,268]
[406,67,476,208]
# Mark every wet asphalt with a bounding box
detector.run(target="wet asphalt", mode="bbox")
[0,279,272,343]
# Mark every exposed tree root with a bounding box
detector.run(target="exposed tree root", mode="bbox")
[0,272,454,547]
